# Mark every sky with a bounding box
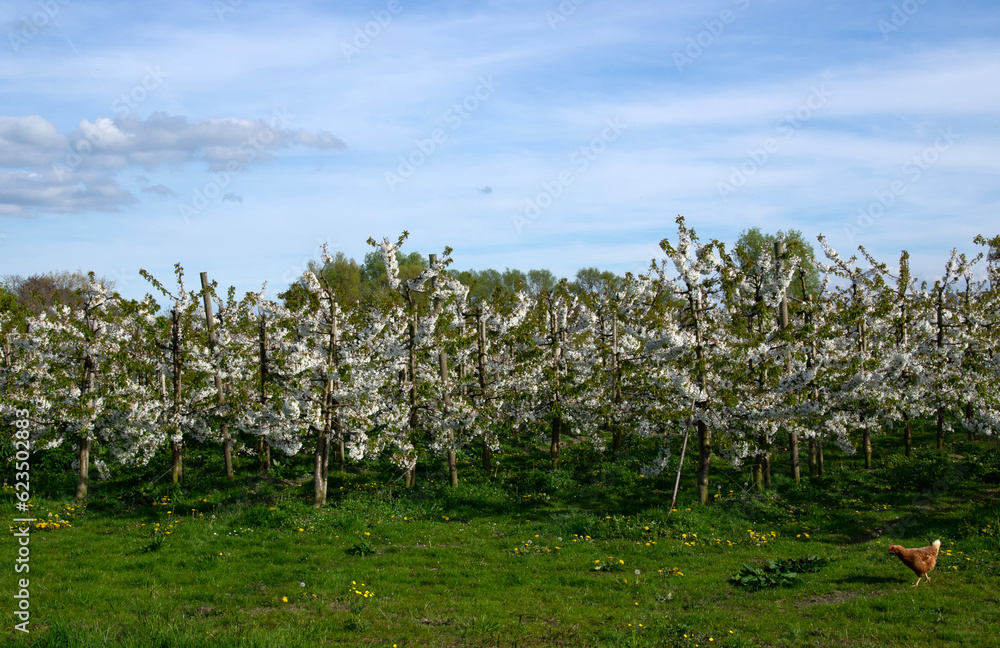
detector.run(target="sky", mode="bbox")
[1,0,998,301]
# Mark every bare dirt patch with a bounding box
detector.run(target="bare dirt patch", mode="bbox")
[791,589,866,608]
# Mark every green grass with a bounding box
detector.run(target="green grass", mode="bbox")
[3,423,999,647]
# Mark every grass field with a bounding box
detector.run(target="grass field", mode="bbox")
[4,424,999,647]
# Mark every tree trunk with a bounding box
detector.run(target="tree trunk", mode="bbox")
[448,449,458,487]
[697,419,711,506]
[171,310,184,484]
[903,412,912,458]
[322,429,330,489]
[171,441,183,484]
[404,353,415,487]
[75,435,90,504]
[315,367,332,506]
[200,272,234,481]
[406,317,419,488]
[775,240,799,483]
[688,287,712,505]
[222,424,233,481]
[335,437,345,471]
[863,425,872,469]
[314,379,332,508]
[758,434,771,490]
[259,437,271,477]
[474,315,493,475]
[318,297,343,505]
[549,303,564,470]
[315,397,331,507]
[610,310,624,453]
[482,440,493,476]
[753,452,763,492]
[75,353,97,503]
[440,349,458,487]
[817,437,824,477]
[808,438,818,477]
[550,415,562,469]
[936,406,945,451]
[789,430,800,482]
[935,289,946,452]
[313,430,328,508]
[258,314,271,476]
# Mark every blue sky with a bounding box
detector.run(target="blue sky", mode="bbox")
[1,0,998,300]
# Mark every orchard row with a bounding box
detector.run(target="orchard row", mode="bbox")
[1,220,997,507]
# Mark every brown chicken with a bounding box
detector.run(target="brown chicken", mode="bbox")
[889,539,941,587]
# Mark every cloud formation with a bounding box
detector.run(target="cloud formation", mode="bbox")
[140,183,176,197]
[0,112,344,215]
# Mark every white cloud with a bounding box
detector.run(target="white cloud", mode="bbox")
[0,112,345,215]
[141,183,176,197]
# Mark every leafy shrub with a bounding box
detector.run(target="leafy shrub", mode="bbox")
[730,555,828,591]
[346,539,376,556]
[141,533,167,553]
